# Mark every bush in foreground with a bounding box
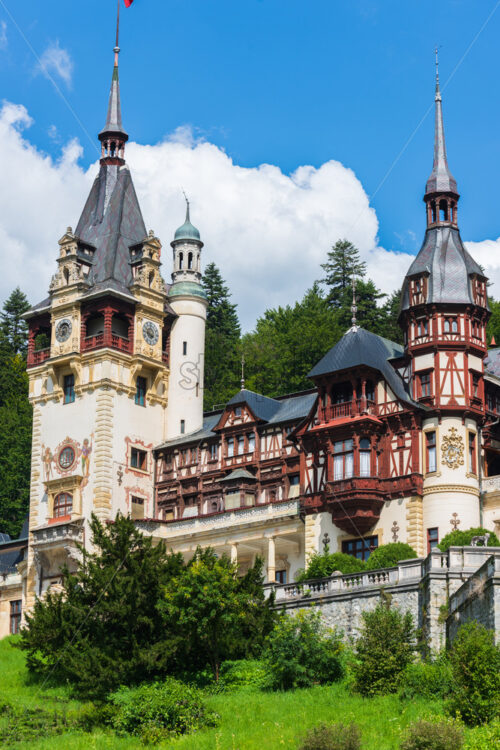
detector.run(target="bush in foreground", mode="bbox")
[438,527,500,552]
[263,609,344,691]
[111,678,218,744]
[400,718,464,750]
[399,658,453,700]
[296,552,366,582]
[353,597,415,696]
[465,719,500,749]
[365,542,417,570]
[299,722,361,750]
[447,622,500,726]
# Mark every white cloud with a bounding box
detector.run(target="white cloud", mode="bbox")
[464,238,500,300]
[3,102,499,331]
[37,41,73,86]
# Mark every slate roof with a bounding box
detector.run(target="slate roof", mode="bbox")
[154,390,317,451]
[0,517,28,575]
[220,468,257,482]
[400,227,485,312]
[485,348,500,379]
[308,327,416,407]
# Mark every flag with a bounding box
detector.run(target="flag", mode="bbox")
[124,0,134,7]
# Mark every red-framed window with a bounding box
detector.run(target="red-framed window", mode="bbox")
[443,317,458,334]
[469,432,477,474]
[342,535,378,561]
[10,600,22,634]
[53,492,73,518]
[427,527,439,553]
[471,373,480,399]
[416,319,428,338]
[333,439,354,480]
[359,438,371,477]
[418,372,431,398]
[130,447,147,471]
[425,431,436,473]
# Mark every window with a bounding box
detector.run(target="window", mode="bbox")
[289,474,300,498]
[333,439,354,480]
[425,431,437,473]
[469,432,477,474]
[227,438,234,458]
[416,319,428,338]
[63,374,75,404]
[182,341,187,356]
[247,433,255,453]
[135,376,146,406]
[444,317,458,334]
[131,496,145,520]
[275,570,287,584]
[10,600,22,635]
[472,373,480,399]
[237,435,245,455]
[180,420,185,434]
[359,438,371,477]
[234,406,242,417]
[53,492,73,518]
[419,372,431,398]
[427,527,439,553]
[130,448,147,471]
[209,443,218,461]
[342,535,378,561]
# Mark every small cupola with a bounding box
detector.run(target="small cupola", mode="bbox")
[170,199,205,294]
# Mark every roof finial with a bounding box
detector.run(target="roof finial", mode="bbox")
[348,274,359,333]
[434,46,441,102]
[241,353,246,390]
[182,190,191,223]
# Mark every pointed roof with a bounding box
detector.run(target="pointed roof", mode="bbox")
[308,327,416,406]
[173,200,201,243]
[99,48,128,142]
[425,53,457,196]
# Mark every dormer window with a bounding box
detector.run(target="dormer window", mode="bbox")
[234,406,242,418]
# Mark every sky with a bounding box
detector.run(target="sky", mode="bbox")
[0,0,500,330]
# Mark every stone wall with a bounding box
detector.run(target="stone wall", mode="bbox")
[267,547,500,649]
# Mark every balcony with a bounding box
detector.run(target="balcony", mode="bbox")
[482,474,500,493]
[27,347,50,368]
[318,399,377,423]
[82,333,132,354]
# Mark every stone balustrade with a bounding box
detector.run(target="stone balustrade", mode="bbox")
[482,474,500,492]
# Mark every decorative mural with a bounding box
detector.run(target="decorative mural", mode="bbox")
[41,434,94,488]
[441,428,464,470]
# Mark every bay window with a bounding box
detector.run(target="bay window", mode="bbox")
[333,439,354,480]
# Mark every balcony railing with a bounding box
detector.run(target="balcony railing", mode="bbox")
[82,333,132,354]
[27,347,50,368]
[482,474,500,492]
[318,399,376,423]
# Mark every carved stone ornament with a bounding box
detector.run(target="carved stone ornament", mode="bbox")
[441,427,464,470]
[55,318,72,343]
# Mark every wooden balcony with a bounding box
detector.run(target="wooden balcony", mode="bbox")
[318,399,376,423]
[27,347,50,368]
[82,333,132,354]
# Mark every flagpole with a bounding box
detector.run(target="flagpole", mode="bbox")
[115,0,120,64]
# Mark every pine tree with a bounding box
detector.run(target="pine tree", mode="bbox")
[380,287,404,344]
[320,239,367,308]
[1,287,30,356]
[202,263,241,409]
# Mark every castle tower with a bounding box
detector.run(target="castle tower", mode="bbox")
[165,200,207,439]
[23,44,172,607]
[399,55,489,550]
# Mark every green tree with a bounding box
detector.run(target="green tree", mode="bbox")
[380,287,404,345]
[365,542,417,570]
[438,527,500,552]
[159,547,275,682]
[243,284,342,396]
[1,287,30,356]
[337,277,387,332]
[353,597,415,695]
[202,263,241,409]
[19,514,185,699]
[320,239,367,307]
[487,296,500,347]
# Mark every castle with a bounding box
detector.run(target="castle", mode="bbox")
[1,44,500,639]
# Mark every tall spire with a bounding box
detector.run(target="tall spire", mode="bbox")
[98,1,128,164]
[425,49,457,196]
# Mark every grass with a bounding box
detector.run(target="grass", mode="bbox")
[0,637,489,749]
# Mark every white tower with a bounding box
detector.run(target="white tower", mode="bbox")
[165,201,207,439]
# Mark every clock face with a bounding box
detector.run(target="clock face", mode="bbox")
[55,318,72,343]
[58,445,75,470]
[142,321,159,346]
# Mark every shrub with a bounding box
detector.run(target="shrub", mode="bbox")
[447,622,500,726]
[299,722,361,750]
[400,718,464,750]
[353,598,415,696]
[263,609,344,691]
[399,658,453,700]
[219,659,267,691]
[111,678,219,743]
[296,552,365,582]
[365,542,417,570]
[438,527,500,552]
[465,719,500,749]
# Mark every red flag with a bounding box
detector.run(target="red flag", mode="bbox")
[124,0,134,7]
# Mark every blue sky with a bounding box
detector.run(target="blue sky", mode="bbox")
[0,0,500,328]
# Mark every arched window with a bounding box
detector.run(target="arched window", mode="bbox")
[53,492,73,518]
[188,252,193,270]
[431,201,437,223]
[439,199,448,222]
[111,314,128,339]
[110,141,116,157]
[148,271,155,288]
[179,252,184,269]
[86,314,104,338]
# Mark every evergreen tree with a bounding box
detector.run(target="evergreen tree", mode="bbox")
[202,263,241,410]
[380,287,404,345]
[337,278,387,333]
[320,239,367,307]
[487,296,500,347]
[1,287,30,356]
[243,284,342,397]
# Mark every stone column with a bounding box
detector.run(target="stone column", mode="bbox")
[230,542,238,565]
[267,536,276,582]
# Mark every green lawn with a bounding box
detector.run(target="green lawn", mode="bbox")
[0,637,486,749]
